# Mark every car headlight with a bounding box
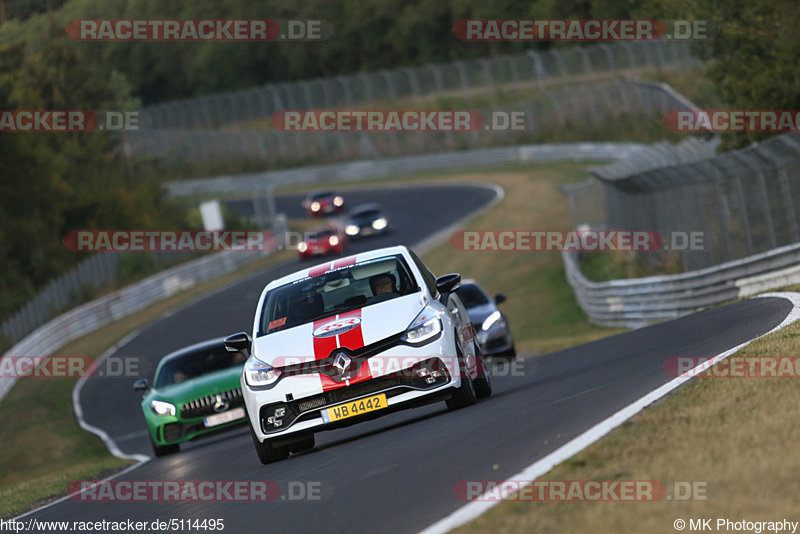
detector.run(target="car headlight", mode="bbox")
[297,241,308,252]
[345,224,359,236]
[371,217,388,230]
[481,310,502,331]
[310,201,321,212]
[150,400,176,417]
[328,235,340,246]
[402,308,442,345]
[244,357,282,388]
[333,196,344,207]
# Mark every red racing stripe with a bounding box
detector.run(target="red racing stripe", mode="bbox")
[332,256,357,269]
[308,262,333,277]
[312,316,338,361]
[308,255,356,278]
[336,309,364,351]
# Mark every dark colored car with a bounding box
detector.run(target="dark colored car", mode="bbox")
[456,280,515,358]
[302,191,345,217]
[297,227,347,260]
[133,338,248,457]
[344,203,391,238]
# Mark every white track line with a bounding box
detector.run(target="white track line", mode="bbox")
[419,292,800,534]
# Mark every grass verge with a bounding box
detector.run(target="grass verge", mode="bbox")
[453,292,800,534]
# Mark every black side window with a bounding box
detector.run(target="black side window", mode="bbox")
[409,250,438,297]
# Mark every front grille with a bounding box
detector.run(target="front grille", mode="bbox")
[280,332,405,382]
[260,358,450,434]
[297,396,326,412]
[180,388,244,419]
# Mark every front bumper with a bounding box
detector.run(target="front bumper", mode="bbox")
[244,346,462,443]
[144,409,247,446]
[476,325,513,356]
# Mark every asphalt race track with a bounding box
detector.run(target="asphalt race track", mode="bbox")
[25,183,795,533]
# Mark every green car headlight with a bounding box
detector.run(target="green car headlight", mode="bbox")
[150,399,176,417]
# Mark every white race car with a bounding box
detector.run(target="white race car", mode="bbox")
[225,245,492,464]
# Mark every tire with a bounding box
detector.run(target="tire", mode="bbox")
[151,437,179,457]
[473,342,493,400]
[504,343,517,359]
[250,425,291,464]
[446,345,477,410]
[289,434,315,453]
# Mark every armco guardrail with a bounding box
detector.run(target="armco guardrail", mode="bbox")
[0,217,286,402]
[166,142,664,197]
[562,242,800,328]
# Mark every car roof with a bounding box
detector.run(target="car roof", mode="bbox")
[159,337,227,364]
[265,245,411,290]
[457,279,489,294]
[349,203,382,214]
[307,228,337,237]
[458,278,483,289]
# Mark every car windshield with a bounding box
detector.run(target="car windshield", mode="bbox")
[155,347,246,388]
[312,192,334,200]
[455,284,490,308]
[352,209,380,220]
[258,254,419,336]
[308,229,336,239]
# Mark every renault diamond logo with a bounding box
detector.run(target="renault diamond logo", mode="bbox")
[332,352,352,374]
[212,394,230,413]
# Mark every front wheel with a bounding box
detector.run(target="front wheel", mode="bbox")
[250,425,290,464]
[289,434,315,453]
[446,346,477,410]
[151,437,179,457]
[473,341,492,399]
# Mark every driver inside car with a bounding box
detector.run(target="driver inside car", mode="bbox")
[369,273,397,302]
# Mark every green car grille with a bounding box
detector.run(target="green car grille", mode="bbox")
[180,387,244,419]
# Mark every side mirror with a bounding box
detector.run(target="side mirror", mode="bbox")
[133,379,149,392]
[224,332,252,353]
[435,273,462,295]
[495,293,507,305]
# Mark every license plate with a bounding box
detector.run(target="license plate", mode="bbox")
[203,407,245,428]
[321,393,387,423]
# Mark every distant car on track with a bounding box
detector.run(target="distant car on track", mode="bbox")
[302,191,345,217]
[297,227,347,260]
[456,280,515,358]
[133,339,247,457]
[225,245,491,464]
[344,203,390,238]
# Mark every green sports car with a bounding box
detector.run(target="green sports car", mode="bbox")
[133,338,247,457]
